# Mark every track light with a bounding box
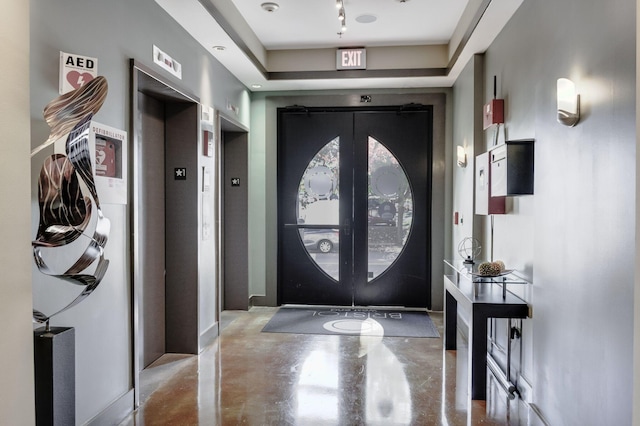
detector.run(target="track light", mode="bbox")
[334,0,347,36]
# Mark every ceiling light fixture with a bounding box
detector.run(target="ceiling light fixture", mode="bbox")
[261,2,279,13]
[212,45,226,51]
[335,0,347,35]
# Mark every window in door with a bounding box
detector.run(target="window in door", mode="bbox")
[296,137,340,281]
[367,137,413,281]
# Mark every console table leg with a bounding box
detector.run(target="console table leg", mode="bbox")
[445,290,457,350]
[470,310,488,400]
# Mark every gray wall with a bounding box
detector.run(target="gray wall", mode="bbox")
[451,55,484,259]
[453,0,635,424]
[2,1,36,424]
[29,0,249,423]
[635,1,640,422]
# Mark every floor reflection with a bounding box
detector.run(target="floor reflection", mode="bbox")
[296,341,340,424]
[363,339,411,425]
[121,307,520,426]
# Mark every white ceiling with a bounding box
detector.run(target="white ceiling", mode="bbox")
[155,0,524,92]
[229,0,469,50]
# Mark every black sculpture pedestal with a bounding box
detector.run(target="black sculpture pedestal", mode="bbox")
[34,327,75,426]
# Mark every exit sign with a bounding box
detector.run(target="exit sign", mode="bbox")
[336,48,366,70]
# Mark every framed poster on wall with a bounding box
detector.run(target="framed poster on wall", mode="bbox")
[91,122,127,204]
[54,121,128,204]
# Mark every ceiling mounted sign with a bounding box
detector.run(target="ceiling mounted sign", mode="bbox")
[153,45,182,80]
[336,48,366,70]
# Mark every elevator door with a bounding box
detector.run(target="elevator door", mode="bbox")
[137,91,200,368]
[278,107,432,307]
[138,92,166,368]
[223,130,249,310]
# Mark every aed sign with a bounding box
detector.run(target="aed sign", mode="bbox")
[59,51,98,94]
[336,48,366,70]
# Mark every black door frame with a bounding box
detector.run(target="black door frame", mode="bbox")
[277,105,433,308]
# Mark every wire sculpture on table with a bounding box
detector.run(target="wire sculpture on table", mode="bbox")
[457,237,481,264]
[31,77,110,330]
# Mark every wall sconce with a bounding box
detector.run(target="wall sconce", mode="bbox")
[557,78,580,127]
[457,146,467,168]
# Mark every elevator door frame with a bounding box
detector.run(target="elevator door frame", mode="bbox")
[130,60,201,407]
[219,112,250,311]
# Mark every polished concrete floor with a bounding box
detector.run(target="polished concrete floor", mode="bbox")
[120,307,524,425]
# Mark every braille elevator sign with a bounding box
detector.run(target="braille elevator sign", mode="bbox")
[174,168,186,180]
[336,48,366,70]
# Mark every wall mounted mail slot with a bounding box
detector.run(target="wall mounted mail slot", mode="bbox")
[490,139,534,196]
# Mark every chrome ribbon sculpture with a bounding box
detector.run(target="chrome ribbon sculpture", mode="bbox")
[32,77,110,329]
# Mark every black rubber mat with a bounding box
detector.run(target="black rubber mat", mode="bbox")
[262,306,439,338]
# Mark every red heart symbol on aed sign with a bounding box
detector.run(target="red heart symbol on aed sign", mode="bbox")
[66,71,94,89]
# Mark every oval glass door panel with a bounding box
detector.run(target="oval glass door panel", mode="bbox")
[367,136,413,281]
[297,137,340,280]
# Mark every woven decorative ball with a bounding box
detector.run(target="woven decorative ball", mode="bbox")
[478,261,501,276]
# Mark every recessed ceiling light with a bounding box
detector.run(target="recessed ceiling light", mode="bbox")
[251,84,262,89]
[355,14,377,24]
[261,2,279,12]
[212,45,226,51]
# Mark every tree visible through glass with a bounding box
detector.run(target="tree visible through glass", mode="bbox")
[297,138,340,280]
[367,136,413,282]
[295,136,413,283]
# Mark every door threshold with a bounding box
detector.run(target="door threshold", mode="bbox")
[281,303,429,312]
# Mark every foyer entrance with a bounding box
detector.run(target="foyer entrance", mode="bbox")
[277,106,433,307]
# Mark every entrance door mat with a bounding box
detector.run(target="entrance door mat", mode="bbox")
[262,307,439,338]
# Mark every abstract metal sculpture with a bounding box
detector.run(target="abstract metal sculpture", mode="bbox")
[32,77,110,328]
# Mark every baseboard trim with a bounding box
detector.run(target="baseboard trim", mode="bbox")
[199,322,219,351]
[249,295,268,307]
[85,389,134,426]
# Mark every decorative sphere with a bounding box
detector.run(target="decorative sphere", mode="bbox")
[457,237,481,262]
[478,261,501,276]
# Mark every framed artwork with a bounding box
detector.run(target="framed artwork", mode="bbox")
[55,121,128,204]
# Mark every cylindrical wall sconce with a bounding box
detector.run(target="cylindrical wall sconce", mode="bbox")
[457,146,467,168]
[557,78,580,127]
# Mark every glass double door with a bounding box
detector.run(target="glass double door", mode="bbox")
[278,107,432,307]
